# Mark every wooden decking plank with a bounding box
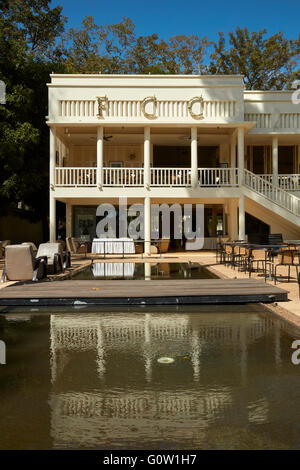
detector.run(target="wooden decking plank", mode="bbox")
[0,278,288,305]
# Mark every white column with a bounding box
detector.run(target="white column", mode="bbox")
[144,127,151,188]
[239,193,245,241]
[230,134,237,185]
[144,196,151,255]
[230,135,236,168]
[272,136,279,186]
[97,126,103,188]
[66,202,72,238]
[229,199,238,241]
[49,127,56,242]
[191,127,198,187]
[144,262,151,280]
[49,195,56,242]
[237,127,244,185]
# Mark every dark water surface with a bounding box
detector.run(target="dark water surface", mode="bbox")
[72,262,217,280]
[0,304,300,450]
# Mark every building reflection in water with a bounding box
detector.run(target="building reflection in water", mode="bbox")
[49,312,280,449]
[88,262,200,280]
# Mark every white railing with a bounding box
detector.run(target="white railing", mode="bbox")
[244,113,272,128]
[151,168,238,187]
[198,168,238,186]
[279,114,300,129]
[55,167,97,186]
[257,174,300,191]
[244,169,300,216]
[55,167,239,188]
[151,168,191,186]
[58,98,237,119]
[244,113,300,129]
[103,167,144,186]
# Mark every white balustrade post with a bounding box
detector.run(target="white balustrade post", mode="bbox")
[237,127,244,185]
[230,133,237,184]
[238,193,245,241]
[272,136,279,187]
[144,196,151,255]
[191,127,198,187]
[49,127,56,242]
[144,127,151,189]
[97,126,103,189]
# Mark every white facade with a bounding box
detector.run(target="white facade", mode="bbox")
[47,74,300,248]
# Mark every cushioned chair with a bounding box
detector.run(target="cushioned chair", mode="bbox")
[36,242,63,274]
[56,239,66,251]
[22,242,38,257]
[66,237,87,256]
[157,239,170,253]
[134,242,143,254]
[150,245,158,254]
[1,245,47,282]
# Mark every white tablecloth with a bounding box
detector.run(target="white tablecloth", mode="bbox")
[92,262,135,277]
[92,238,135,254]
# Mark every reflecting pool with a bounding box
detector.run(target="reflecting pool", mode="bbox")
[0,305,300,449]
[72,262,217,280]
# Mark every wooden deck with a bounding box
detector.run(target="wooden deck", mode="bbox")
[0,278,288,306]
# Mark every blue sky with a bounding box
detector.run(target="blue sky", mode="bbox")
[52,0,300,41]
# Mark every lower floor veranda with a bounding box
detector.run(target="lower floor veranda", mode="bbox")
[52,194,297,254]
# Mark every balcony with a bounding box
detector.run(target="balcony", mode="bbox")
[55,167,239,188]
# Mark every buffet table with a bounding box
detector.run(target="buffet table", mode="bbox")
[91,238,135,254]
[92,262,135,277]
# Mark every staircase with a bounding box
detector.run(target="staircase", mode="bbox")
[242,169,300,229]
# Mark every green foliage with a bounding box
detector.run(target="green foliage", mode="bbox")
[0,2,299,229]
[0,0,66,221]
[208,27,299,90]
[63,17,210,74]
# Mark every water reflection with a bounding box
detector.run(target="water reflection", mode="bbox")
[74,262,216,281]
[47,311,295,449]
[1,308,300,449]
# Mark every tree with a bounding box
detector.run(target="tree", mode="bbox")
[64,16,210,75]
[0,0,66,235]
[208,27,299,90]
[168,35,210,74]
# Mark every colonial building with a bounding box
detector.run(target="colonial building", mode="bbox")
[47,74,300,251]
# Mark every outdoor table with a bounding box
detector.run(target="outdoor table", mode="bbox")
[91,238,135,255]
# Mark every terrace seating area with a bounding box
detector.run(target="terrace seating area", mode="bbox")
[0,240,72,283]
[216,235,300,290]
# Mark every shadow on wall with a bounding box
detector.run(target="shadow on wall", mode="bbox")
[0,209,44,245]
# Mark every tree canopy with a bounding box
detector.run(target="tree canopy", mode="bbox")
[0,0,299,234]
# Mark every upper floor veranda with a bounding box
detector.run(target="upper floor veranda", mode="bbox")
[47,74,300,194]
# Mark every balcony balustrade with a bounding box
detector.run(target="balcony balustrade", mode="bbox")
[55,167,239,188]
